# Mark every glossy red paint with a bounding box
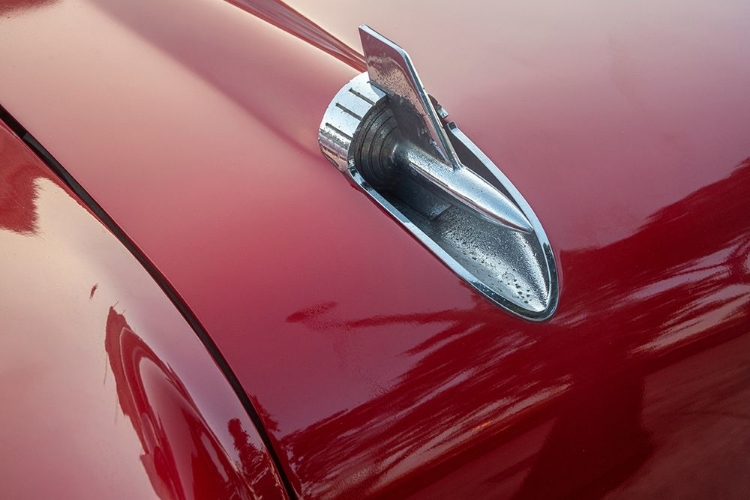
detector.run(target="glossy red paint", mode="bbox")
[0,121,287,499]
[1,0,750,498]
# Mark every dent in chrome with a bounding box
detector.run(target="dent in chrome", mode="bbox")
[319,25,558,320]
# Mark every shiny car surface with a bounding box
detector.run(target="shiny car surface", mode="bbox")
[1,0,749,498]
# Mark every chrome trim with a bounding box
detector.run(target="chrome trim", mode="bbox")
[318,25,559,321]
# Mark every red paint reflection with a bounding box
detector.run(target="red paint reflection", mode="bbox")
[105,308,280,499]
[0,120,287,499]
[284,158,750,498]
[0,128,88,234]
[0,0,57,16]
[0,141,46,233]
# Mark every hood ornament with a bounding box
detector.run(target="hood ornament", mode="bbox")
[319,25,558,320]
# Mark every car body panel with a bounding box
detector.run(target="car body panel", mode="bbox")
[0,120,287,499]
[1,0,750,498]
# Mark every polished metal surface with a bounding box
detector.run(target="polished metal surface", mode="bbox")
[359,25,532,232]
[359,25,459,169]
[320,25,558,320]
[319,72,384,172]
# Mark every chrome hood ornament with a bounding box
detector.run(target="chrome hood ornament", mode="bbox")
[319,25,559,320]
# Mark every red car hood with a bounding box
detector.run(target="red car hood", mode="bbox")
[2,0,750,498]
